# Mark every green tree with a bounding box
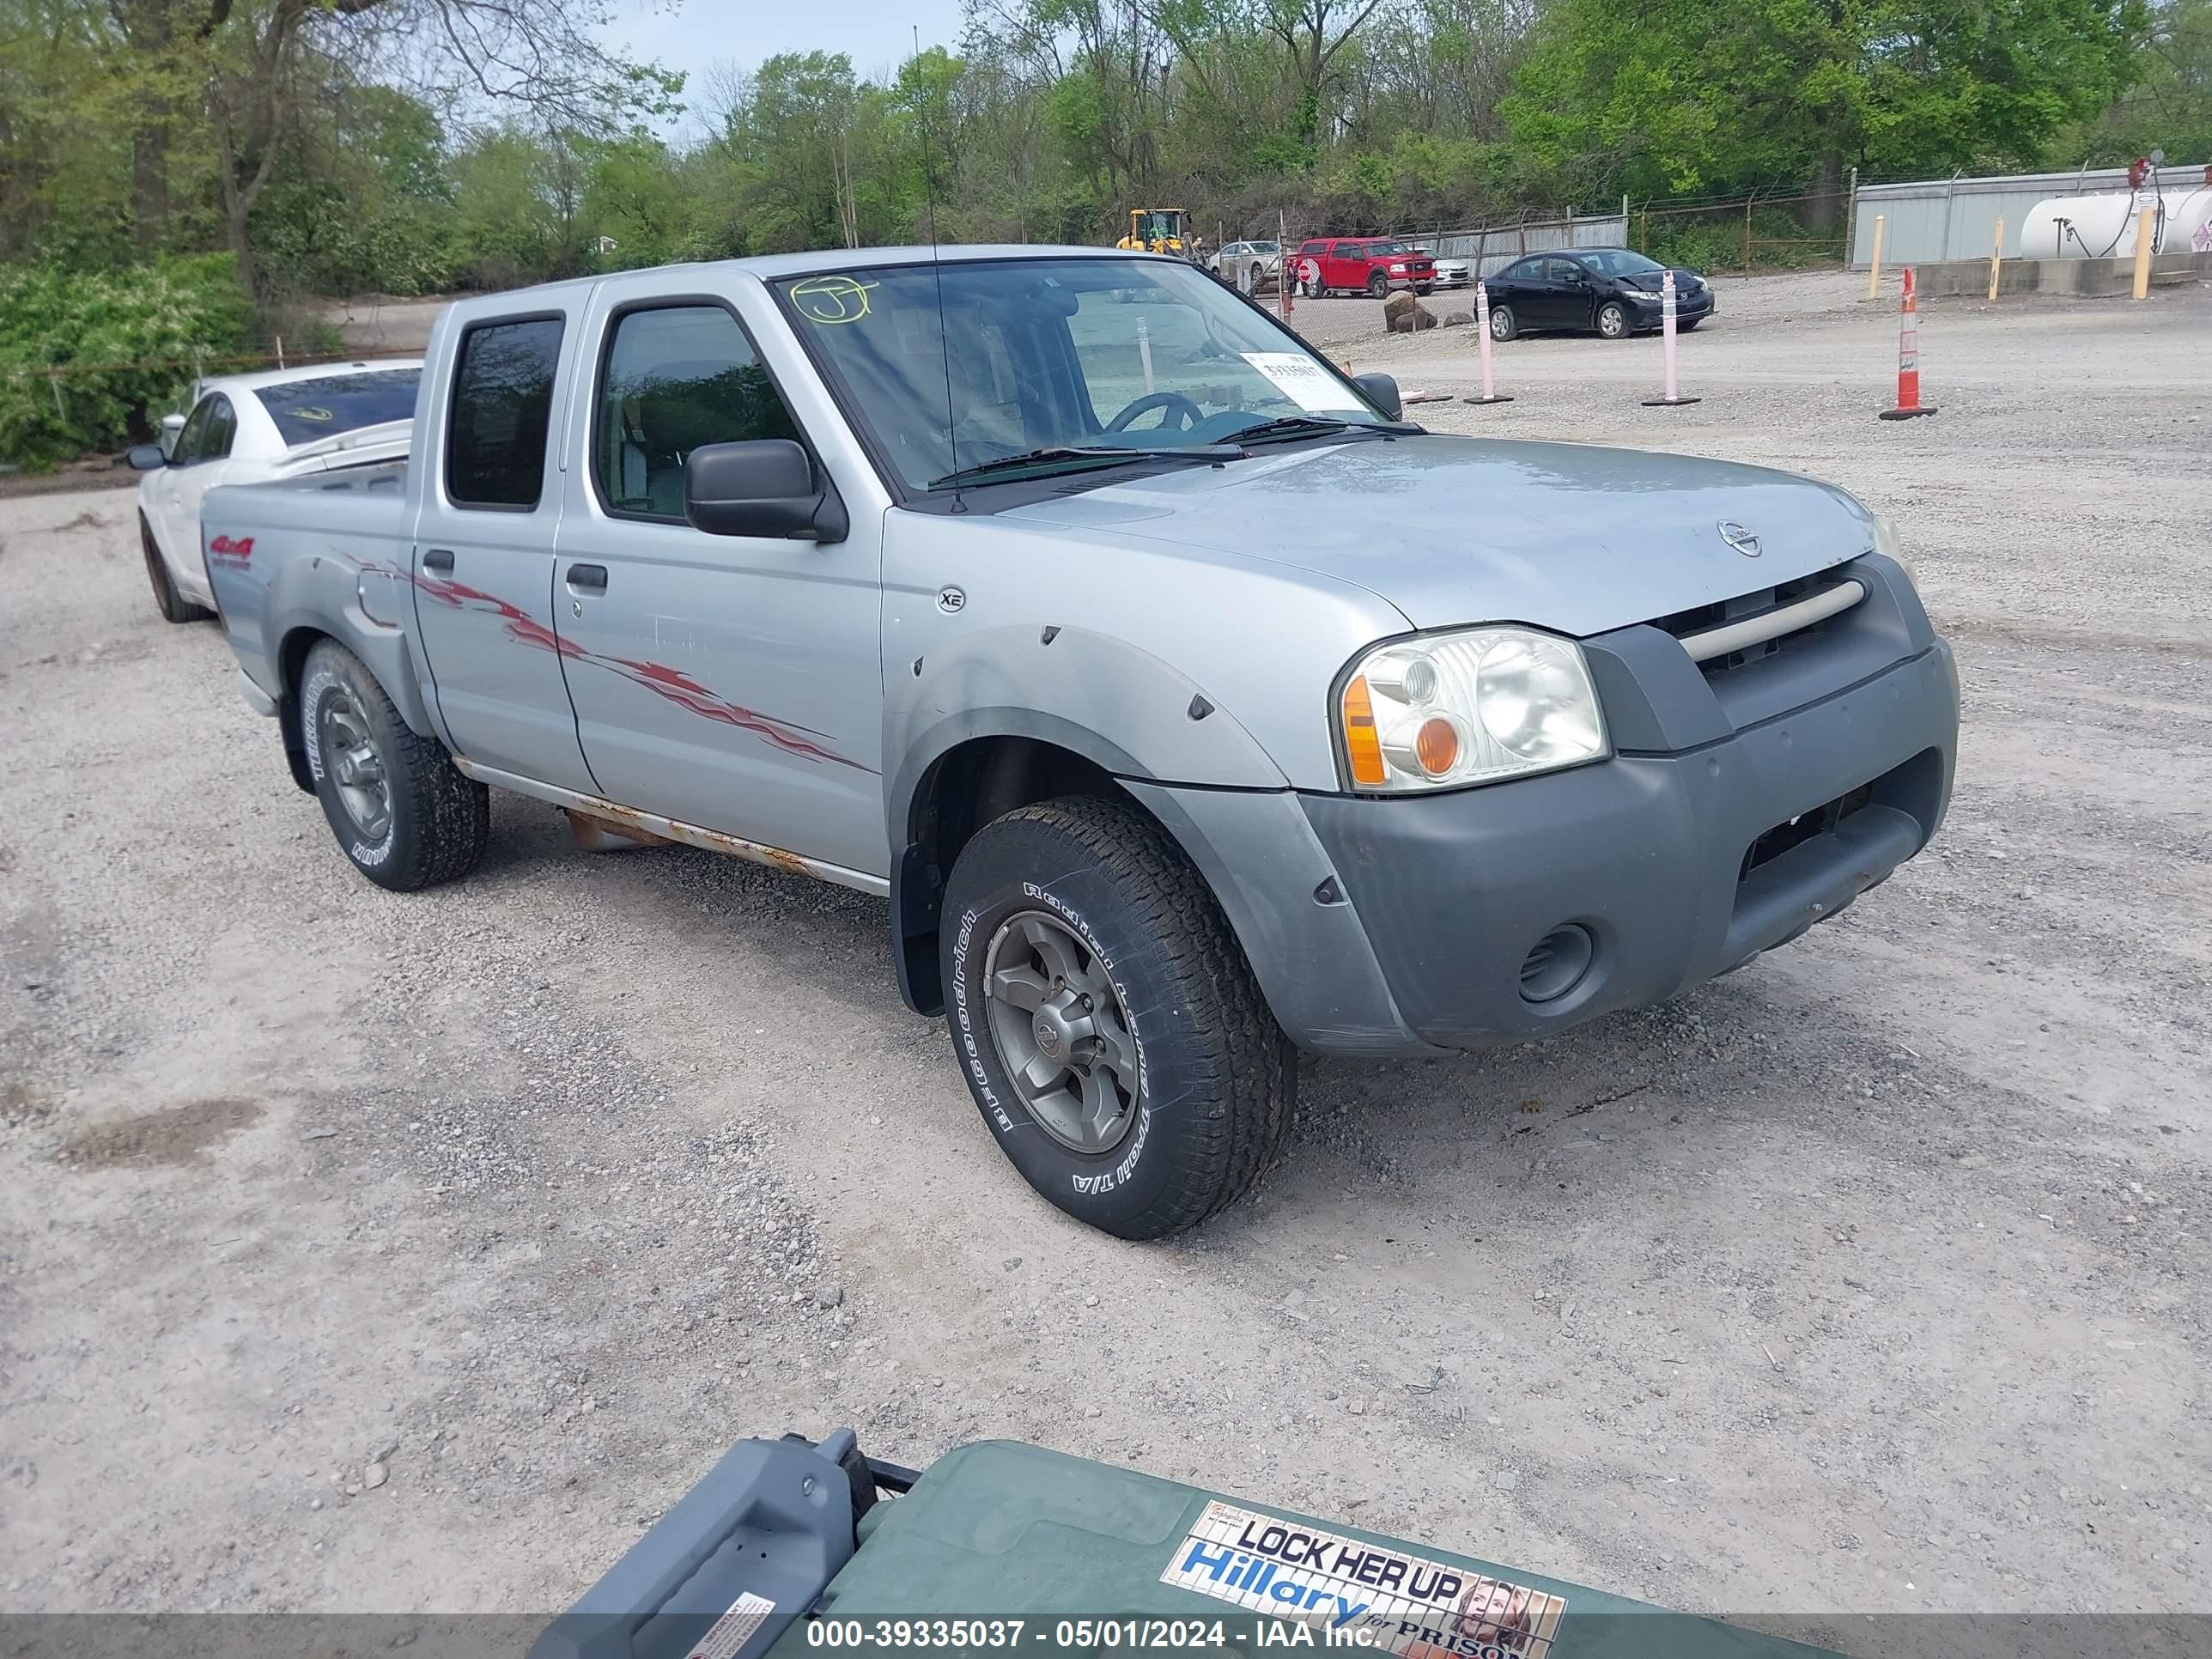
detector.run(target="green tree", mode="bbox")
[1506,0,2148,226]
[2070,0,2212,161]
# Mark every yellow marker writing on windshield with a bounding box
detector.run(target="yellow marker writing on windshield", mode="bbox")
[791,276,878,325]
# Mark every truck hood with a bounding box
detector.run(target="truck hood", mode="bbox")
[1002,434,1875,637]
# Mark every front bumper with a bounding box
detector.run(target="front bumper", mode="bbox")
[1630,289,1715,328]
[1302,641,1954,1049]
[1139,557,1956,1056]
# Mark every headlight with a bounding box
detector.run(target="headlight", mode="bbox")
[1338,628,1609,793]
[1389,264,1407,273]
[1873,515,1917,584]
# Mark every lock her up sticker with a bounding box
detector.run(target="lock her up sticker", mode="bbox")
[1160,1501,1566,1659]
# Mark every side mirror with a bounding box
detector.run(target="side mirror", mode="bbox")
[684,439,848,543]
[1353,372,1402,422]
[126,444,170,470]
[159,410,185,459]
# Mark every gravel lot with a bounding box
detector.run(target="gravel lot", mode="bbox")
[4,270,2208,1634]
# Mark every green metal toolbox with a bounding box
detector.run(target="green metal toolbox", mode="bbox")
[532,1432,1835,1659]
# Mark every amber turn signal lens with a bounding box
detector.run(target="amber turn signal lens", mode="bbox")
[1342,675,1385,786]
[1414,716,1460,776]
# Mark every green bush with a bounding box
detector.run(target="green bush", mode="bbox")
[1638,204,1844,274]
[0,254,252,471]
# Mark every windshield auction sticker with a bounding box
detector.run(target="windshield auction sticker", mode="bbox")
[1241,352,1357,414]
[1160,1502,1565,1659]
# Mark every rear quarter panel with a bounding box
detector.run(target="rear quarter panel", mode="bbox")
[202,465,439,737]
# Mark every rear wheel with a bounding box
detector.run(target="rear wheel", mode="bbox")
[300,639,489,892]
[1366,271,1389,298]
[940,795,1294,1239]
[142,514,210,624]
[1596,300,1630,339]
[1488,303,1519,342]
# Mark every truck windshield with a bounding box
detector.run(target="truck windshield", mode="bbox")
[253,369,422,447]
[774,258,1390,492]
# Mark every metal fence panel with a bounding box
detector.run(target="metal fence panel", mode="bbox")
[1431,214,1628,276]
[1850,162,2212,266]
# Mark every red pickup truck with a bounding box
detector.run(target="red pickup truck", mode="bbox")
[1291,238,1437,298]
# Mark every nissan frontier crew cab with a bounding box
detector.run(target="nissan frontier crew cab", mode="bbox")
[200,246,1958,1240]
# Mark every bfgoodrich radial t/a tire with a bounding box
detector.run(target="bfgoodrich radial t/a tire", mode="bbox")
[300,639,489,892]
[940,796,1294,1239]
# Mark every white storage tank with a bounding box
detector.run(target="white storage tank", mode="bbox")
[2021,189,2205,258]
[2166,185,2212,252]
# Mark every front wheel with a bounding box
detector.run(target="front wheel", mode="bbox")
[300,640,489,892]
[1366,271,1389,298]
[1488,303,1519,341]
[940,796,1294,1239]
[1680,317,1705,331]
[1596,300,1629,339]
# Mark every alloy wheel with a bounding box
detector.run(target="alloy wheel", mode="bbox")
[319,688,392,842]
[982,910,1140,1155]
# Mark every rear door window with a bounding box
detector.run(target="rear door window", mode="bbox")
[594,305,801,520]
[446,316,565,510]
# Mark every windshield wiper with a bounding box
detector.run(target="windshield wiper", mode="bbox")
[929,444,1243,490]
[1233,416,1424,446]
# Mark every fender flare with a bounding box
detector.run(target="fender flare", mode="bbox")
[266,583,447,795]
[883,630,1291,1020]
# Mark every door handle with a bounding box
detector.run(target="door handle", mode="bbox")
[422,548,454,572]
[565,563,609,592]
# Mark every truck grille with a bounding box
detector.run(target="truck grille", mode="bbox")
[1653,570,1866,677]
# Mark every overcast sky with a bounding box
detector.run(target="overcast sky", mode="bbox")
[597,0,973,104]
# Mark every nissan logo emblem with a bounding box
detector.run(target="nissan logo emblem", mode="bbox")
[1718,520,1762,557]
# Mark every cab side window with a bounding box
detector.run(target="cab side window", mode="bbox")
[1547,257,1588,284]
[447,315,565,510]
[595,305,800,520]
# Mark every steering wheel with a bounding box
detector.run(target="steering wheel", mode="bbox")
[1105,391,1204,434]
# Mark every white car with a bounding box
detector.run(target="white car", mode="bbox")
[1425,255,1473,289]
[1206,240,1282,295]
[128,360,422,623]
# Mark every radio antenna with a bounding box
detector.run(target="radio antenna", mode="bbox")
[915,22,963,509]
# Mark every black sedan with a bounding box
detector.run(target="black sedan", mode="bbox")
[1480,248,1715,341]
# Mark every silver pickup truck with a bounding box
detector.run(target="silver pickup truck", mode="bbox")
[202,245,1958,1239]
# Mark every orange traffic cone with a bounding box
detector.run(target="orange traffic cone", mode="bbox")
[1878,267,1937,420]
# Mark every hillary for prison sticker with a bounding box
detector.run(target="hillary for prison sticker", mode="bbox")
[1159,1502,1565,1659]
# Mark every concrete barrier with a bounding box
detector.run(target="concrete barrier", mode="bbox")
[1911,249,2212,298]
